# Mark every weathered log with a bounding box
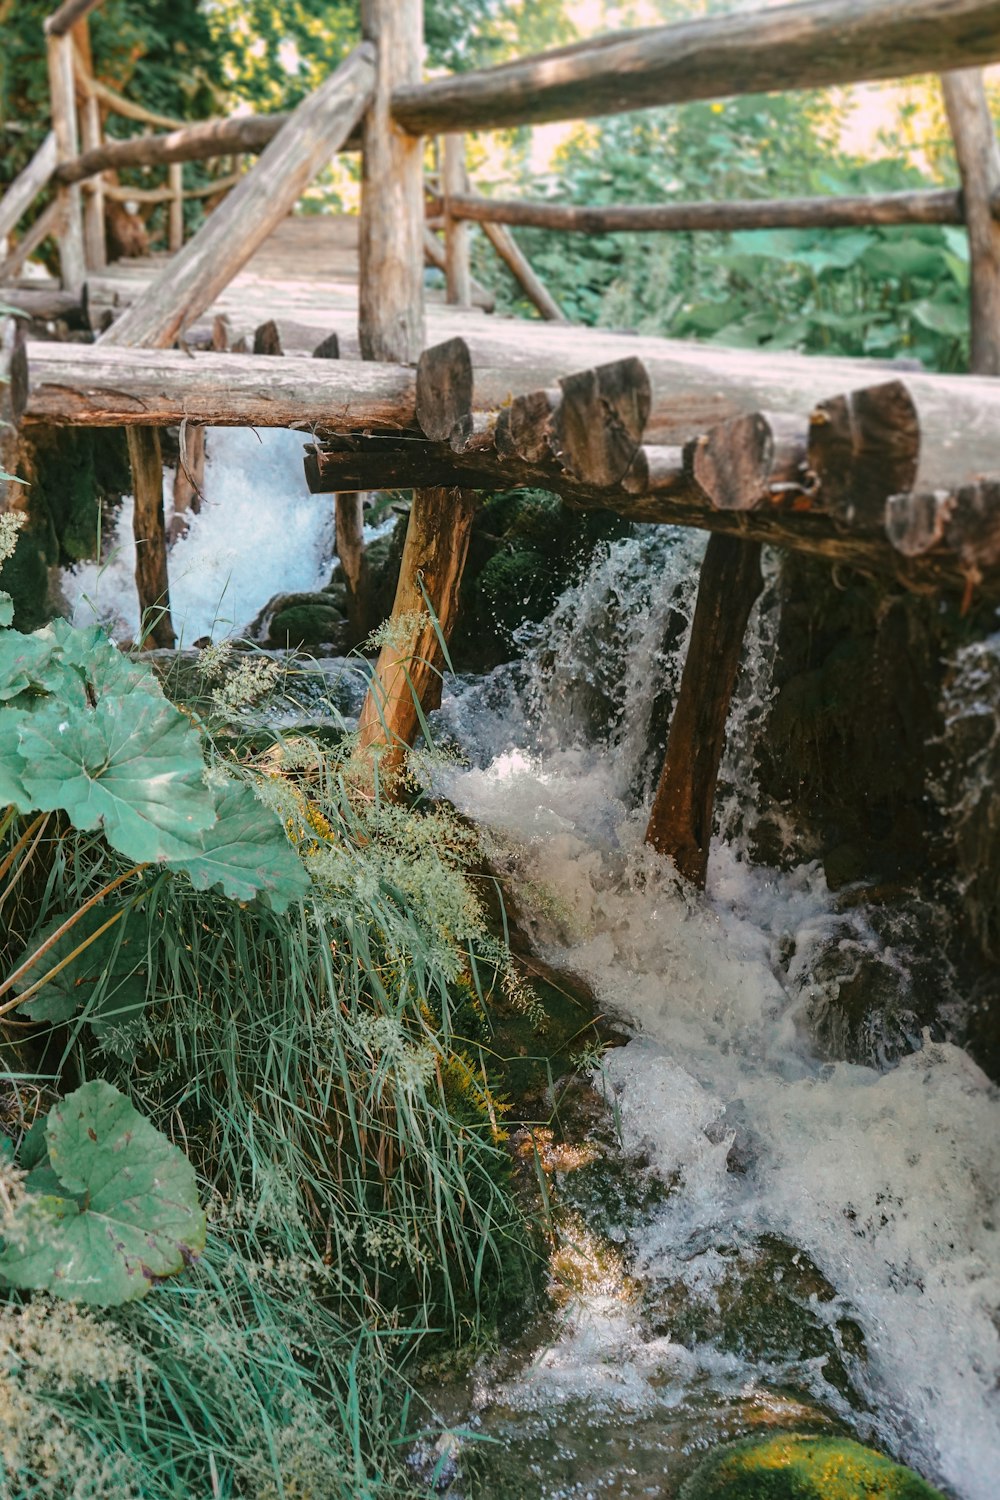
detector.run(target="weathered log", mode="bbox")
[645,534,764,887]
[551,357,650,486]
[0,134,58,245]
[167,162,184,255]
[313,332,341,359]
[359,0,425,364]
[0,198,68,285]
[335,492,372,643]
[392,0,1000,135]
[47,32,86,295]
[71,49,184,130]
[23,335,999,492]
[100,45,375,352]
[481,219,566,322]
[443,135,472,307]
[79,88,107,271]
[807,379,920,525]
[942,70,1000,375]
[126,426,175,648]
[416,336,474,444]
[622,444,685,496]
[169,421,205,543]
[434,187,975,234]
[887,479,1000,595]
[253,319,283,356]
[1,319,28,510]
[356,486,478,778]
[45,0,104,36]
[56,112,290,185]
[0,287,84,324]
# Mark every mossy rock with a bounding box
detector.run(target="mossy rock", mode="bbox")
[679,1433,946,1500]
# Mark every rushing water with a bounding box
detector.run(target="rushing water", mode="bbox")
[62,435,1000,1498]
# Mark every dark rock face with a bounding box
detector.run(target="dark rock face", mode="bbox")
[249,586,350,652]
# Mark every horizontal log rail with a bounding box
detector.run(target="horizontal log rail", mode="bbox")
[436,187,1000,234]
[87,173,241,206]
[391,0,1000,134]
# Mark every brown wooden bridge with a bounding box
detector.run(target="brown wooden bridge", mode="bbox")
[2,0,1000,887]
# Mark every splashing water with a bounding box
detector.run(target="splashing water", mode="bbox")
[432,530,1000,1500]
[62,429,334,643]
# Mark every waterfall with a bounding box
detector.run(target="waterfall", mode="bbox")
[434,531,1000,1500]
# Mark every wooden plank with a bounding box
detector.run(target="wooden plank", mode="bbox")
[942,69,1000,375]
[439,186,973,234]
[0,134,58,245]
[45,0,105,37]
[356,486,478,778]
[99,44,375,351]
[358,0,425,363]
[392,0,1000,135]
[46,33,86,294]
[481,219,566,321]
[645,534,763,887]
[126,426,175,648]
[443,135,472,306]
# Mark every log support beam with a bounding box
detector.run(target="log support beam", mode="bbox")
[942,68,1000,375]
[126,426,175,648]
[335,492,373,645]
[46,31,86,295]
[481,219,566,322]
[443,135,472,307]
[359,0,425,363]
[645,534,763,887]
[356,486,477,781]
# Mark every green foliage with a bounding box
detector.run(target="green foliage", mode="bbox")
[679,1433,948,1499]
[0,1082,206,1307]
[479,92,972,372]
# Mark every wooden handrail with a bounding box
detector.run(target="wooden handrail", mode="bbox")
[45,0,105,37]
[54,110,292,183]
[391,0,1000,135]
[71,43,185,130]
[436,187,994,234]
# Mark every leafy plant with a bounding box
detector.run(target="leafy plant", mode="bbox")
[0,1081,206,1306]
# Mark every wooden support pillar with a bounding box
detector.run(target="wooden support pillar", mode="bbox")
[359,0,426,363]
[168,421,204,544]
[168,162,184,253]
[645,533,763,888]
[1,318,28,512]
[335,492,373,645]
[481,218,567,322]
[126,426,174,647]
[46,31,86,294]
[72,17,107,273]
[443,134,472,307]
[356,486,477,779]
[941,69,1000,375]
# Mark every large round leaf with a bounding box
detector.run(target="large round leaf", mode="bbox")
[13,908,147,1046]
[169,776,311,909]
[0,1081,205,1306]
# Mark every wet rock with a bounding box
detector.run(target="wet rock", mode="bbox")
[678,1432,947,1499]
[249,587,350,652]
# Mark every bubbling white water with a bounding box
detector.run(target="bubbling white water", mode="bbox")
[61,428,334,644]
[434,532,1000,1500]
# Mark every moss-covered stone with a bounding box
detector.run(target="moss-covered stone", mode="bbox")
[679,1433,947,1500]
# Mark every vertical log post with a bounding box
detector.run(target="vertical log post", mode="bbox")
[73,20,107,272]
[168,422,205,544]
[356,487,477,780]
[443,134,472,307]
[645,534,764,888]
[358,0,426,363]
[1,318,28,513]
[168,162,184,253]
[126,426,174,648]
[336,493,373,645]
[45,29,87,293]
[941,69,1000,375]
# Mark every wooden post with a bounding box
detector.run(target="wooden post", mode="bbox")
[73,20,107,273]
[0,197,68,284]
[481,219,567,321]
[941,69,1000,374]
[335,492,373,644]
[356,486,477,778]
[0,135,58,247]
[168,162,184,253]
[443,134,472,307]
[1,318,28,512]
[358,0,426,362]
[168,421,204,544]
[126,426,174,647]
[645,534,763,888]
[46,30,87,293]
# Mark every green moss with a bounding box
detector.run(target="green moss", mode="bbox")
[680,1434,947,1500]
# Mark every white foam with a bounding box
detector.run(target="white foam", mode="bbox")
[61,428,335,643]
